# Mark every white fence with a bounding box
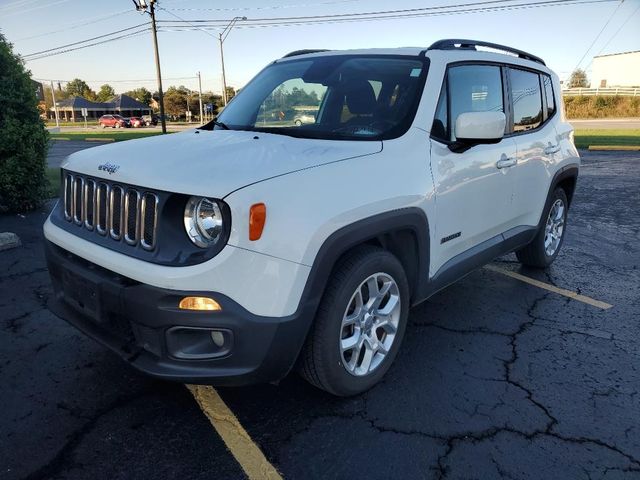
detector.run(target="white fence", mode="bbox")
[562,87,639,96]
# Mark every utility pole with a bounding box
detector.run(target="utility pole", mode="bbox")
[219,16,246,106]
[197,71,204,125]
[134,0,167,134]
[50,80,59,128]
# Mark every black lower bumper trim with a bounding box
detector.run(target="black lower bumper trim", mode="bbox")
[44,240,310,386]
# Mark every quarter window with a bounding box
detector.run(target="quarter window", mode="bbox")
[509,68,543,132]
[431,64,504,142]
[542,74,556,118]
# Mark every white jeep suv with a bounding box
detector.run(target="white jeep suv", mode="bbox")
[44,40,579,396]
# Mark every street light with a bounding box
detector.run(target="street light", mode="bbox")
[219,16,246,106]
[133,0,167,134]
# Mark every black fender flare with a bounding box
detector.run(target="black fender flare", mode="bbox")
[287,208,431,359]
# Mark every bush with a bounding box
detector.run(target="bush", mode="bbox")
[0,33,49,212]
[564,95,640,119]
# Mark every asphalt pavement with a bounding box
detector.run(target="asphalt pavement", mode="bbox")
[1,150,639,479]
[47,141,98,168]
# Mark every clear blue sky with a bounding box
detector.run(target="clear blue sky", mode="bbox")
[1,0,638,94]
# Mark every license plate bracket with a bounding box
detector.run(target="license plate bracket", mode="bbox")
[61,268,101,322]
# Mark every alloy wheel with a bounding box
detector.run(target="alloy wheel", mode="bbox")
[339,272,401,376]
[544,198,565,256]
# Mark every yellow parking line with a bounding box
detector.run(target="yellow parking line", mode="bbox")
[485,264,613,310]
[187,385,283,480]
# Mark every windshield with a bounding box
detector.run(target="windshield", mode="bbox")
[215,55,428,141]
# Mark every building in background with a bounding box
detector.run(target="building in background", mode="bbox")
[50,94,152,122]
[591,51,640,88]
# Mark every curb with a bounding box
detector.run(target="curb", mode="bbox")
[588,145,640,151]
[84,138,116,142]
[50,137,71,141]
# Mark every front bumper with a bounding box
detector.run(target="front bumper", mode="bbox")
[44,240,311,386]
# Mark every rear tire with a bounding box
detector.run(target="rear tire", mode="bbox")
[299,245,410,396]
[516,187,568,268]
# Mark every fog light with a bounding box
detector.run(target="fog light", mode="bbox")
[211,331,225,347]
[179,296,221,311]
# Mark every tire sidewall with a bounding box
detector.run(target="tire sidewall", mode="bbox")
[316,251,410,396]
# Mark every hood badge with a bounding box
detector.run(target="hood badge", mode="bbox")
[98,162,120,175]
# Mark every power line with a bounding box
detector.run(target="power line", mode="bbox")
[590,2,640,60]
[155,0,595,24]
[1,0,71,18]
[24,29,150,61]
[156,5,218,39]
[14,9,133,41]
[163,0,363,12]
[572,0,625,71]
[22,23,148,58]
[157,0,617,30]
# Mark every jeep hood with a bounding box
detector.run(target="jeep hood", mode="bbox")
[62,130,382,197]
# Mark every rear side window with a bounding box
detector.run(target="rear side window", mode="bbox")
[431,64,504,142]
[509,68,543,132]
[542,74,556,118]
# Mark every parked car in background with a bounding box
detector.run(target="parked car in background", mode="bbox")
[293,111,316,126]
[129,117,144,128]
[142,114,158,126]
[98,114,130,128]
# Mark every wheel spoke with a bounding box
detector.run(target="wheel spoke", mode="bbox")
[365,276,379,301]
[358,342,375,374]
[377,293,399,316]
[341,329,361,352]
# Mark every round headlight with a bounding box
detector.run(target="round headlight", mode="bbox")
[184,197,224,248]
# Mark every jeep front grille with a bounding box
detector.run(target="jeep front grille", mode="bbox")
[63,172,158,250]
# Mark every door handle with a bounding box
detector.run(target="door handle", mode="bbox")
[544,144,560,155]
[496,157,517,169]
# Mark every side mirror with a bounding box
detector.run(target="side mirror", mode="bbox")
[451,111,506,152]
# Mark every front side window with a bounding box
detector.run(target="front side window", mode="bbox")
[216,55,428,141]
[431,64,504,142]
[510,68,543,132]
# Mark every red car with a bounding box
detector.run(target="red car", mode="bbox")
[128,117,144,128]
[98,114,130,128]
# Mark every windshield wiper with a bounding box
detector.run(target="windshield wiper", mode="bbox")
[213,119,230,130]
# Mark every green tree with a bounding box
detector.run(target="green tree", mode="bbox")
[225,86,236,102]
[0,34,49,212]
[568,69,589,88]
[124,87,152,105]
[65,78,96,99]
[164,86,187,117]
[96,84,115,102]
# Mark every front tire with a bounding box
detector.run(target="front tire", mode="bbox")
[516,187,569,268]
[299,246,410,396]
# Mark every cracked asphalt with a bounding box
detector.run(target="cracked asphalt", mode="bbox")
[1,149,639,479]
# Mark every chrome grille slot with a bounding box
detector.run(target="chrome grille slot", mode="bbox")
[124,189,140,245]
[140,193,159,250]
[73,176,84,225]
[84,180,96,230]
[96,183,109,235]
[60,171,159,251]
[109,185,124,240]
[63,173,73,220]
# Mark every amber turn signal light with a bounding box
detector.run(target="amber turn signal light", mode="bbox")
[178,297,222,311]
[249,203,266,241]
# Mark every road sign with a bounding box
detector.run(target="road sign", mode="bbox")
[81,107,88,117]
